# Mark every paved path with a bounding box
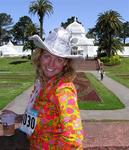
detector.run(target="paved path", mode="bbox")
[80,71,129,121]
[0,86,33,115]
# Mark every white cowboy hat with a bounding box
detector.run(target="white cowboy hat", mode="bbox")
[29,27,84,59]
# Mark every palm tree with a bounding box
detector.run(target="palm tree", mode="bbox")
[96,10,123,57]
[120,21,129,44]
[25,23,39,36]
[29,0,53,39]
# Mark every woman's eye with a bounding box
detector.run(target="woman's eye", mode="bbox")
[42,54,50,59]
[57,58,64,63]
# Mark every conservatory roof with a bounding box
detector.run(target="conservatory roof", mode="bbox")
[66,19,85,33]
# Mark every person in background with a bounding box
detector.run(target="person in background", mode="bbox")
[1,27,84,150]
[99,62,104,81]
[97,59,104,81]
[100,67,104,80]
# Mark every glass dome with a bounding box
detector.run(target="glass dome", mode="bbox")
[66,21,85,33]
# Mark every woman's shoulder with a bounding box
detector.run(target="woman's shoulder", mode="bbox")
[56,76,76,91]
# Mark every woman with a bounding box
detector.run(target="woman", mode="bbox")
[3,27,84,149]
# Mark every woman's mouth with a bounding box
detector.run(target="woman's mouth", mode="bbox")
[47,68,54,72]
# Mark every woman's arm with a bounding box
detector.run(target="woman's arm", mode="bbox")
[56,82,83,146]
[1,109,23,123]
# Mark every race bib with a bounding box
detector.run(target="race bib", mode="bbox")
[19,109,38,136]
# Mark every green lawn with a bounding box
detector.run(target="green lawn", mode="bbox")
[0,57,35,109]
[78,73,125,110]
[105,57,129,88]
[0,57,126,110]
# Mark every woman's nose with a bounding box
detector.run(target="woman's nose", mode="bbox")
[49,58,55,67]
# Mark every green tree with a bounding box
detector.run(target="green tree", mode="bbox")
[0,13,13,45]
[86,27,98,44]
[25,23,39,37]
[29,0,53,39]
[120,21,129,44]
[11,16,34,44]
[23,23,39,56]
[95,10,123,57]
[61,16,82,29]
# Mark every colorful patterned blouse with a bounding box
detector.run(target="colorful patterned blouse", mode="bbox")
[29,76,84,150]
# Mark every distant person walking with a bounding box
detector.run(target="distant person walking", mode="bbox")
[99,68,104,80]
[97,59,104,81]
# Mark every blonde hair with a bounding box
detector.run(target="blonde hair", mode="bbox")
[32,48,76,86]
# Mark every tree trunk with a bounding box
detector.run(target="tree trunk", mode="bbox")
[108,33,112,57]
[123,37,126,44]
[39,16,43,39]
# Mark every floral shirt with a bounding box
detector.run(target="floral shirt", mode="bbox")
[29,76,84,150]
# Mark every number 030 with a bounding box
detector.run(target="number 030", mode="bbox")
[22,113,35,129]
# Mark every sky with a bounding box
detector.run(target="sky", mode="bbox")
[1,0,129,37]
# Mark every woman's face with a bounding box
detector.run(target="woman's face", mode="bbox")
[40,50,68,80]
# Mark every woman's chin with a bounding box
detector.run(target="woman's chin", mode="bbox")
[44,72,56,79]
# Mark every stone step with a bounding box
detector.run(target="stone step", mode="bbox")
[75,59,100,70]
[84,146,129,150]
[82,121,129,149]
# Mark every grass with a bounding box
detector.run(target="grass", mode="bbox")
[0,57,35,109]
[105,57,129,88]
[0,57,127,110]
[78,73,125,110]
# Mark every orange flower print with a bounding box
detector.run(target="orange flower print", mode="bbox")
[71,115,77,120]
[67,125,73,131]
[66,107,74,114]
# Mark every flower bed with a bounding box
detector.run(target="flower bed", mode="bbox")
[74,72,101,102]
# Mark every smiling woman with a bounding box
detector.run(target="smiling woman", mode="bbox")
[1,27,84,150]
[39,50,68,80]
[32,48,75,87]
[24,27,84,149]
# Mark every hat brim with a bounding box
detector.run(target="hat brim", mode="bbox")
[29,35,84,59]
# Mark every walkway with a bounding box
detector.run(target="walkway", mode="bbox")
[80,71,129,121]
[0,86,33,115]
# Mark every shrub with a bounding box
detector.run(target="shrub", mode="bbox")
[100,55,121,66]
[100,56,110,63]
